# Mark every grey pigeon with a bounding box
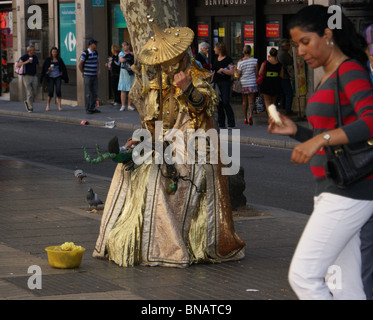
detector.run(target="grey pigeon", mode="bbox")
[86,187,103,209]
[74,169,87,183]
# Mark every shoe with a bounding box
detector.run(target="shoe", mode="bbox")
[86,110,94,114]
[244,120,249,125]
[24,100,33,113]
[249,117,253,125]
[128,105,135,111]
[92,109,101,113]
[120,106,126,111]
[112,102,120,106]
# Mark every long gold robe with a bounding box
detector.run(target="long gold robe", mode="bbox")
[93,65,245,267]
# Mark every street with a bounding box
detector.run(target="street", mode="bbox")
[0,115,314,214]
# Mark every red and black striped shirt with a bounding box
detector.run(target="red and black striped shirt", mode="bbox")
[295,59,373,200]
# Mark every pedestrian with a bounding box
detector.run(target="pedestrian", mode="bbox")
[236,45,258,125]
[118,41,135,112]
[16,45,39,112]
[212,42,235,128]
[40,46,69,112]
[258,48,283,114]
[78,39,101,114]
[106,44,121,106]
[268,5,373,300]
[195,42,211,70]
[277,39,296,116]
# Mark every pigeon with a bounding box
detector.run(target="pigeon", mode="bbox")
[86,187,103,209]
[74,169,87,183]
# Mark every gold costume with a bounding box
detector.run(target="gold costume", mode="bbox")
[92,20,245,268]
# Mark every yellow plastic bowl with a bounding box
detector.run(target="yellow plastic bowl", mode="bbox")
[45,246,85,269]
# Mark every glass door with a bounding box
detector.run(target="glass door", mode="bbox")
[230,21,242,62]
[212,18,227,49]
[212,16,254,64]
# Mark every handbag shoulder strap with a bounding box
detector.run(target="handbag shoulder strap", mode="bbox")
[334,59,352,128]
[334,66,342,128]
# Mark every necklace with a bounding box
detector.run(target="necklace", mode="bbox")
[320,55,349,86]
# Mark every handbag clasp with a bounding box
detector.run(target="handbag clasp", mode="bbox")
[334,148,344,156]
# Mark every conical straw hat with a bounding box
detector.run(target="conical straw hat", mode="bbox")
[139,16,194,66]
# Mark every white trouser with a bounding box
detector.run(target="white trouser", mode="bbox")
[288,192,373,300]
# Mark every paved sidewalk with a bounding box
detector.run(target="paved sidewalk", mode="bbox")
[0,97,309,301]
[0,154,308,301]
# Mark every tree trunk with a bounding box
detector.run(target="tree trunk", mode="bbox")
[119,0,181,122]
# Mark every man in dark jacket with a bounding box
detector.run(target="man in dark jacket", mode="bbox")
[17,45,39,112]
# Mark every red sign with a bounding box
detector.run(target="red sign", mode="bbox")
[198,25,209,38]
[266,23,280,38]
[244,24,254,38]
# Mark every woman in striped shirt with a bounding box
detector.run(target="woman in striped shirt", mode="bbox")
[268,5,373,300]
[237,45,258,125]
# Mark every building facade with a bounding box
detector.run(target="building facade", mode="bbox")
[3,0,373,107]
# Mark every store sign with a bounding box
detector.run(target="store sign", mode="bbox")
[59,3,76,66]
[244,24,254,38]
[198,25,209,37]
[204,0,248,6]
[267,0,305,4]
[266,22,280,38]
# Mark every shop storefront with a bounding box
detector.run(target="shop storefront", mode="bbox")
[188,0,307,64]
[188,0,308,114]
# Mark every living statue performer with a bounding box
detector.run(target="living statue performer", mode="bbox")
[91,18,245,267]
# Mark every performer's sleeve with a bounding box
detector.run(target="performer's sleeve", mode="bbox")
[182,82,206,109]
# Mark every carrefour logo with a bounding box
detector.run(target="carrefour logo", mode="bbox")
[64,32,76,52]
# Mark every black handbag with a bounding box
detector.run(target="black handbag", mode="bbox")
[324,63,373,189]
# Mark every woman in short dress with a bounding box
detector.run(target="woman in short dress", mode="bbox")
[237,45,258,125]
[118,41,135,111]
[259,48,283,114]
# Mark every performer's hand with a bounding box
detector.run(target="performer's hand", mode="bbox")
[174,70,192,91]
[125,140,139,149]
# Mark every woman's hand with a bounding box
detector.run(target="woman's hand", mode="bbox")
[291,135,324,164]
[268,113,297,136]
